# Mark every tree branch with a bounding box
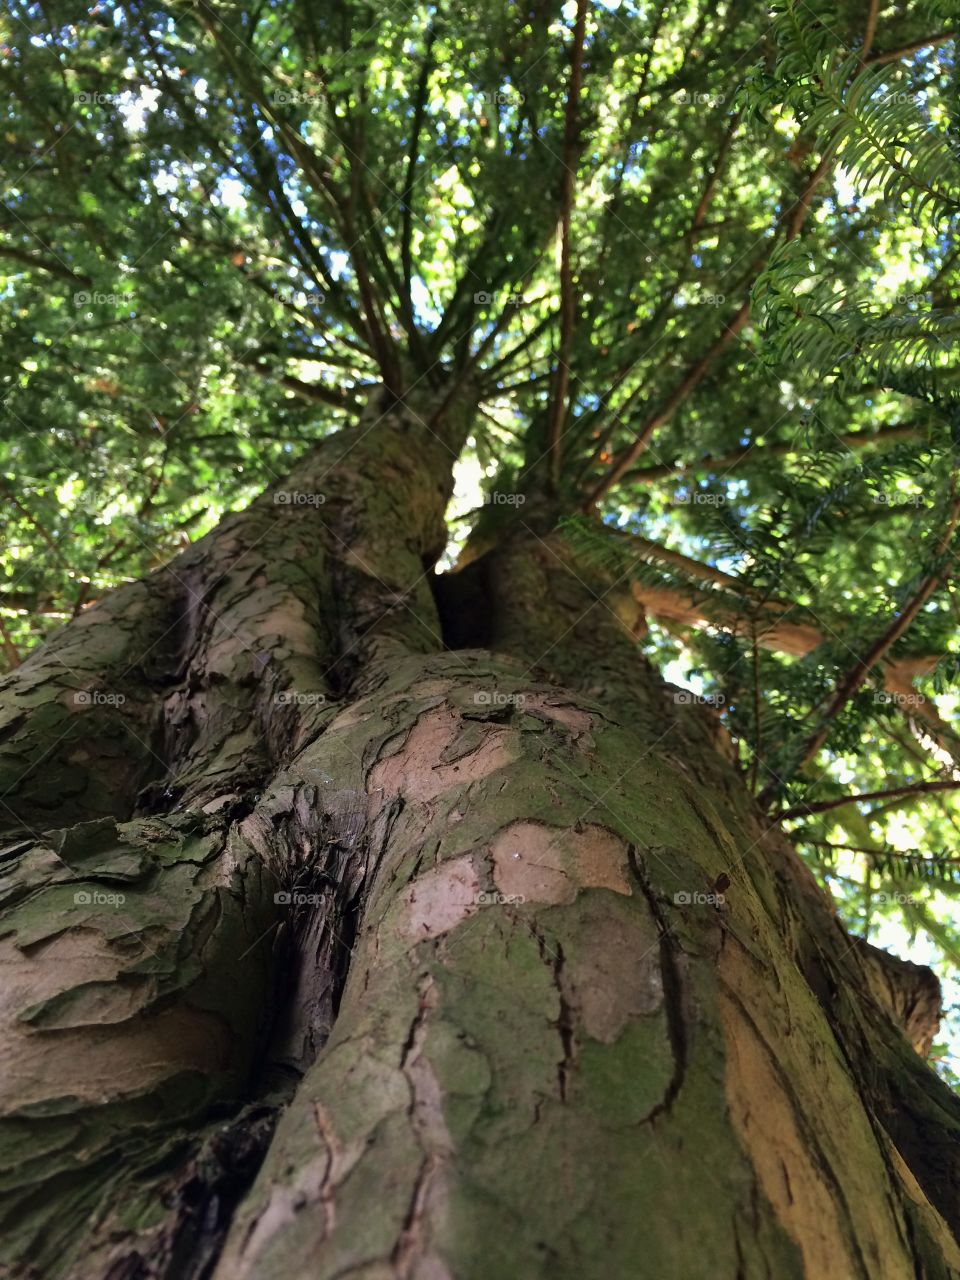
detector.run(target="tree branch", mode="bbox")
[240,367,359,411]
[861,0,881,64]
[401,27,437,305]
[545,0,588,491]
[580,300,751,506]
[767,487,960,796]
[0,243,91,286]
[578,104,900,511]
[621,421,923,484]
[0,479,66,564]
[803,838,960,864]
[778,779,960,821]
[865,32,955,66]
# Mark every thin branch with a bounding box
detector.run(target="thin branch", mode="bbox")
[865,32,956,66]
[580,300,751,506]
[750,624,761,794]
[0,243,91,286]
[401,27,437,305]
[198,9,400,387]
[478,309,557,384]
[690,112,741,235]
[778,779,960,821]
[603,526,955,746]
[0,479,66,564]
[545,0,588,491]
[572,133,746,484]
[861,0,881,64]
[428,300,530,430]
[276,373,357,410]
[782,150,834,244]
[158,24,367,345]
[769,486,960,794]
[338,123,403,392]
[802,838,960,863]
[622,421,923,484]
[580,122,878,510]
[426,209,507,354]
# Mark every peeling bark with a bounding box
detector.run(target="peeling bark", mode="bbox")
[1,402,959,1279]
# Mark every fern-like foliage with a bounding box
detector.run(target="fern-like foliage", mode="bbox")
[809,57,959,218]
[753,241,960,396]
[759,2,960,219]
[873,848,960,885]
[805,838,960,888]
[745,1,960,406]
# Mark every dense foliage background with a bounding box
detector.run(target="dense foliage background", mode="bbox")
[2,0,960,1073]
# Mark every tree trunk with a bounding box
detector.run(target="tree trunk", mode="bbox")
[1,393,959,1280]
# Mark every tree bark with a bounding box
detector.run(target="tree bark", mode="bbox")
[1,395,959,1280]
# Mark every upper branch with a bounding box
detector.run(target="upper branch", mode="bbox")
[545,0,588,492]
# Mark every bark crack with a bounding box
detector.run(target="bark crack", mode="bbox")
[393,974,450,1278]
[391,1153,444,1280]
[628,844,689,1123]
[311,1101,342,1244]
[528,920,576,1103]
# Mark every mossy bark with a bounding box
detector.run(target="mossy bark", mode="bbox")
[0,397,958,1279]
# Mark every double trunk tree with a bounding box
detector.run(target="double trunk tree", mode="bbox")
[1,382,959,1279]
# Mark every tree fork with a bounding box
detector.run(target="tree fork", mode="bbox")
[1,406,959,1279]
